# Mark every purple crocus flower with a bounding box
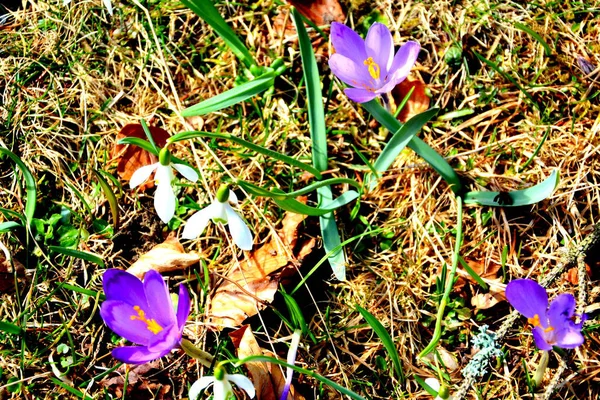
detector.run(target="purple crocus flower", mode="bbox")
[505,279,586,350]
[100,269,191,364]
[328,22,420,103]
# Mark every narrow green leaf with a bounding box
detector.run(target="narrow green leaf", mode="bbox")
[61,283,103,300]
[362,101,464,194]
[181,72,275,117]
[170,131,322,179]
[292,7,327,172]
[371,107,440,182]
[293,7,346,279]
[237,355,366,400]
[0,221,21,232]
[93,170,120,229]
[0,320,23,335]
[273,191,359,216]
[473,51,541,111]
[50,378,93,400]
[356,305,405,383]
[180,0,255,67]
[0,148,37,225]
[458,256,488,290]
[514,22,552,56]
[49,246,105,267]
[518,127,550,172]
[464,170,559,207]
[116,137,158,155]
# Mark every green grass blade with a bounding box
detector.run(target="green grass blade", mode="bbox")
[180,0,255,68]
[93,170,120,228]
[0,148,37,226]
[473,51,541,111]
[362,101,463,194]
[518,127,550,173]
[356,305,405,383]
[0,221,21,232]
[274,190,359,216]
[236,355,365,400]
[50,378,93,400]
[49,246,105,267]
[293,7,346,279]
[0,320,23,335]
[181,72,275,117]
[464,169,559,207]
[285,178,361,197]
[169,130,322,178]
[514,22,552,56]
[116,137,159,155]
[458,255,488,290]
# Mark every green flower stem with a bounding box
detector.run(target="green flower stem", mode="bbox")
[180,338,214,367]
[419,195,463,358]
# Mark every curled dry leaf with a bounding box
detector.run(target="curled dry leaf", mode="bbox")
[111,124,169,189]
[230,325,304,400]
[126,234,200,279]
[391,78,430,123]
[209,204,315,329]
[0,254,25,293]
[471,291,505,310]
[286,0,344,26]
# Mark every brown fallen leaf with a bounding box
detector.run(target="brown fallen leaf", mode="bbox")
[111,124,170,189]
[126,234,200,279]
[471,291,505,310]
[209,205,315,329]
[286,0,344,26]
[230,326,304,400]
[391,78,430,123]
[0,254,25,293]
[565,264,591,285]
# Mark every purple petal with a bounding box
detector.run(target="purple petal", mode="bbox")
[102,269,147,307]
[344,87,378,103]
[505,279,548,319]
[176,283,191,333]
[143,270,176,328]
[100,300,154,345]
[330,22,367,61]
[531,327,553,351]
[365,23,394,75]
[547,293,576,328]
[146,324,181,353]
[377,41,421,94]
[111,345,168,364]
[555,326,585,348]
[329,54,373,89]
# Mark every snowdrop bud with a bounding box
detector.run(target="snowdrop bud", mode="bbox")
[216,184,230,203]
[159,147,171,166]
[438,386,450,399]
[214,365,225,381]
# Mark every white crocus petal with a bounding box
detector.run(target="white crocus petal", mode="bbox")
[189,376,215,400]
[129,163,159,189]
[181,203,219,239]
[226,374,256,398]
[213,376,232,400]
[154,179,176,223]
[102,0,113,15]
[172,163,199,183]
[228,190,239,205]
[225,205,253,250]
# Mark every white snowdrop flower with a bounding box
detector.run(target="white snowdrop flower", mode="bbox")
[189,366,255,400]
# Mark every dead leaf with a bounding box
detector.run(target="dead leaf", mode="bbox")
[565,264,591,285]
[0,254,25,293]
[230,326,304,400]
[101,360,171,399]
[471,291,505,310]
[286,0,344,26]
[209,204,315,329]
[391,78,430,123]
[126,234,200,279]
[111,124,170,189]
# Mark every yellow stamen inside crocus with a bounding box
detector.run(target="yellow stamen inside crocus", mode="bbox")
[131,305,163,334]
[363,57,380,79]
[527,314,554,332]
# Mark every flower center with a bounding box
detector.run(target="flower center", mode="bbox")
[131,305,163,334]
[363,57,381,80]
[527,314,554,332]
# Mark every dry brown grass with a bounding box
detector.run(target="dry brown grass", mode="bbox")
[1,0,600,399]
